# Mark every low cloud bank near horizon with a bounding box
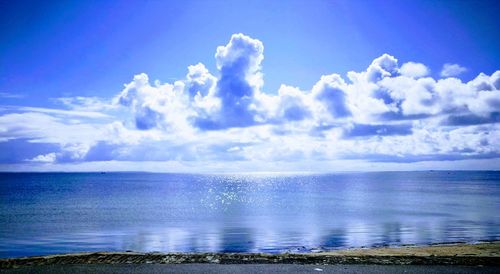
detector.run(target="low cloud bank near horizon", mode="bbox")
[1,34,499,171]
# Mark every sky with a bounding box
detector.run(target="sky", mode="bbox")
[0,0,499,172]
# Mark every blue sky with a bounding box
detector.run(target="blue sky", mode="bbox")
[0,0,499,172]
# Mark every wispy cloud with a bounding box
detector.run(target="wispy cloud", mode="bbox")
[2,106,111,118]
[0,92,25,99]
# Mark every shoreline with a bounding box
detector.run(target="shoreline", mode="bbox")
[1,241,499,268]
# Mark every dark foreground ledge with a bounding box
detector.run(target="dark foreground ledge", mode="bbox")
[2,252,499,269]
[2,242,500,269]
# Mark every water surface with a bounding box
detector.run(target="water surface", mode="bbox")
[0,171,499,258]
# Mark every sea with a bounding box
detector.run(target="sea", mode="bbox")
[0,171,499,258]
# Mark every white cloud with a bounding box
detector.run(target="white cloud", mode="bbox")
[400,62,429,78]
[29,153,56,163]
[378,76,441,116]
[116,73,193,132]
[55,96,116,112]
[186,63,216,98]
[441,63,467,77]
[274,85,312,122]
[197,33,265,129]
[312,74,351,119]
[0,112,104,144]
[0,34,499,171]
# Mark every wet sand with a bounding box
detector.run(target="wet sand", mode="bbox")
[1,241,499,269]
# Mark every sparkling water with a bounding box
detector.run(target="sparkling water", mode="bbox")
[1,171,499,258]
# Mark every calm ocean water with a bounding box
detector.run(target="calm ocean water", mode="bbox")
[0,171,499,258]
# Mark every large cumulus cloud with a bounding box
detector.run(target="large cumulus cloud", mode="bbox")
[196,33,265,129]
[1,33,499,170]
